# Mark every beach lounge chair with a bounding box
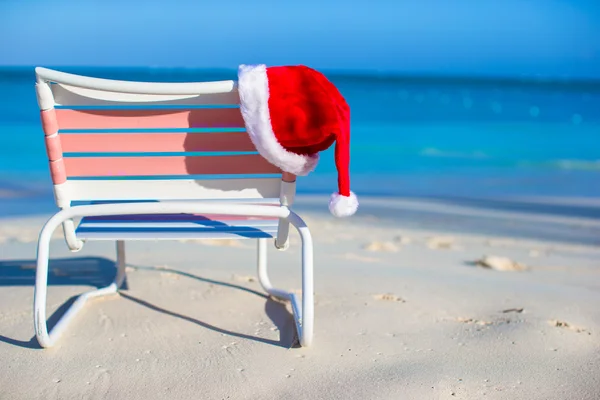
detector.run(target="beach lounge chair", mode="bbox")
[32,67,314,349]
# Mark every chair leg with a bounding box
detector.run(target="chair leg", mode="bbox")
[257,224,314,347]
[257,238,290,300]
[115,240,127,289]
[33,232,125,348]
[293,215,314,347]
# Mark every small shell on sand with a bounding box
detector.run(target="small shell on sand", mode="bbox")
[475,255,527,271]
[427,236,456,250]
[549,319,591,334]
[373,293,405,302]
[456,317,492,326]
[363,241,400,252]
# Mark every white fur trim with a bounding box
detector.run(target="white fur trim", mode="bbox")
[329,191,358,217]
[237,64,318,176]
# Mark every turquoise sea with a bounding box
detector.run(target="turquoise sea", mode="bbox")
[0,66,599,219]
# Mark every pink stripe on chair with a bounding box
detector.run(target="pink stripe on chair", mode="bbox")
[54,108,245,130]
[49,159,67,184]
[40,109,59,135]
[63,155,281,177]
[45,135,63,161]
[60,132,257,153]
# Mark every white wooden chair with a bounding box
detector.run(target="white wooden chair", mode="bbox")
[33,67,314,349]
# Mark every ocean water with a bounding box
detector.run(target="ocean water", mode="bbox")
[0,66,599,218]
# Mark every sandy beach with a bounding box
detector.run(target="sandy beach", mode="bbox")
[1,195,599,399]
[2,0,600,398]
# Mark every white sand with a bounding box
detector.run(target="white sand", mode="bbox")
[1,200,599,399]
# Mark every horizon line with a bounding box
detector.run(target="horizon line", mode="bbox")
[2,65,600,90]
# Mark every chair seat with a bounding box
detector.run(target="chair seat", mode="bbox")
[76,213,279,240]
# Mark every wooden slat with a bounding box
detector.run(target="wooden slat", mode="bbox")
[52,83,240,107]
[62,155,280,177]
[55,108,245,130]
[55,178,282,201]
[60,132,257,153]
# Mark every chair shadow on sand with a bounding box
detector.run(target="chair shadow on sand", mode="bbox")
[0,255,298,350]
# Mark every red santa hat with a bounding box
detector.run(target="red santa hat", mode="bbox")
[237,64,358,217]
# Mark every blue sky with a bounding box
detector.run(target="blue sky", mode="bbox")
[2,0,600,78]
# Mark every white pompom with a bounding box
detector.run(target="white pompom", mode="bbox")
[329,191,359,217]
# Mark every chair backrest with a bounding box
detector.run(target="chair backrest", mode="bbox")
[34,67,294,209]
